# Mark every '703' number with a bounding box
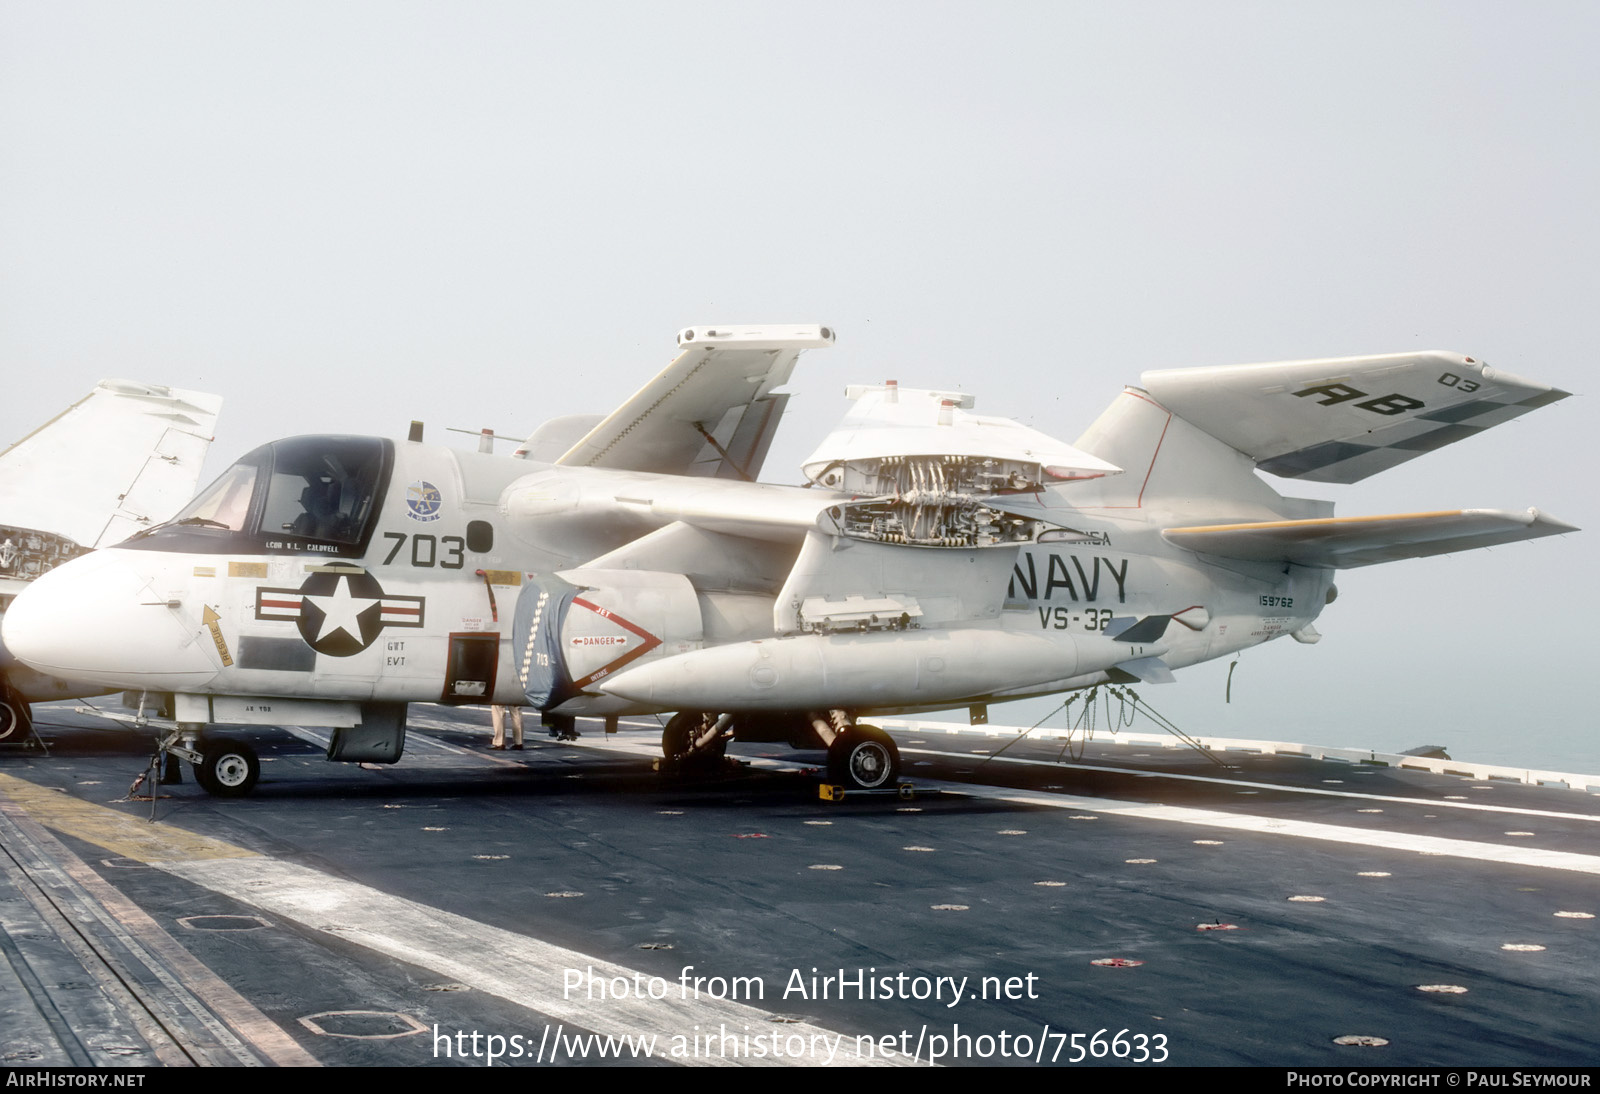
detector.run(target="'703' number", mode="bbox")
[382,532,465,569]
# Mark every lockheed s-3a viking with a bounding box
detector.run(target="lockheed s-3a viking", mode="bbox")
[0,325,1574,795]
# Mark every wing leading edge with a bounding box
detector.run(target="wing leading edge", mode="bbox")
[1163,508,1577,569]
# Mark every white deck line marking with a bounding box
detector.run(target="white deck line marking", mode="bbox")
[883,719,1600,790]
[545,737,1600,873]
[902,748,1600,824]
[153,857,909,1068]
[0,800,311,1066]
[547,733,1600,823]
[957,785,1600,875]
[289,723,472,756]
[401,730,502,759]
[284,726,332,749]
[286,724,527,768]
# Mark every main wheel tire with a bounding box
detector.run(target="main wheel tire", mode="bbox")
[0,686,31,744]
[661,712,728,774]
[194,740,260,797]
[827,724,900,790]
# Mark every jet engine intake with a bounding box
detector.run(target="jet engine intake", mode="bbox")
[513,568,705,712]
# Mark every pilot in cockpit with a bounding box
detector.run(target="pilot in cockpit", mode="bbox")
[290,476,350,542]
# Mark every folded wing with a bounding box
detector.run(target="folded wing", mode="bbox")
[555,324,833,478]
[1141,351,1568,484]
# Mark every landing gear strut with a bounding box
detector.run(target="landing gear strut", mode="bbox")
[156,724,262,798]
[661,711,731,774]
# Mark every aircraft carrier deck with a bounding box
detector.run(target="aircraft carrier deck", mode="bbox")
[1,703,1595,1068]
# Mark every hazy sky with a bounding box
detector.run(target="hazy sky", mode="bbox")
[3,2,1594,770]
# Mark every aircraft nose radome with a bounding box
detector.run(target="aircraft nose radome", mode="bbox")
[2,552,219,688]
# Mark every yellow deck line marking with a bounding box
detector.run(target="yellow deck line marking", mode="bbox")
[0,772,900,1066]
[0,779,318,1066]
[0,773,256,863]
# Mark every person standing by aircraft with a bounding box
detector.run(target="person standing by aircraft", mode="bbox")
[490,704,523,750]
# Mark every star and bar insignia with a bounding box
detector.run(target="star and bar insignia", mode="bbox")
[255,568,426,657]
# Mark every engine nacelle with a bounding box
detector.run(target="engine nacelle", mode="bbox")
[595,627,1162,712]
[512,568,705,711]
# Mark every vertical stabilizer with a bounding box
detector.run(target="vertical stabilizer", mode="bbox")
[1070,388,1330,521]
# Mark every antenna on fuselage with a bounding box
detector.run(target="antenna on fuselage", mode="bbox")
[445,426,520,454]
[408,421,424,443]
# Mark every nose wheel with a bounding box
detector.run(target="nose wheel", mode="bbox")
[192,739,261,797]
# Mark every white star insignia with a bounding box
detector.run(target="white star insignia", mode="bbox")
[305,575,379,644]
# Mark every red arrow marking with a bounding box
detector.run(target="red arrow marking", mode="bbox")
[568,597,663,690]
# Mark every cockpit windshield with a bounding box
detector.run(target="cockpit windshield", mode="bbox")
[172,461,257,532]
[126,436,392,555]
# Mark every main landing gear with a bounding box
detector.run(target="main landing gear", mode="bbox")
[660,711,731,775]
[0,684,33,745]
[658,709,903,791]
[826,723,899,790]
[812,710,901,791]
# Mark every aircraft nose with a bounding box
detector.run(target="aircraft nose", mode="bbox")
[2,551,220,689]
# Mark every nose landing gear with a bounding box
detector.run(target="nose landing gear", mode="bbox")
[193,739,261,797]
[154,725,262,798]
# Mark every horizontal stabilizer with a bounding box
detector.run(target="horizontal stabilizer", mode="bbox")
[1141,352,1568,483]
[1164,508,1577,569]
[557,324,832,478]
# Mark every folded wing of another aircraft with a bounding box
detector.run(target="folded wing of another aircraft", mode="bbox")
[0,379,221,740]
[553,324,833,479]
[0,379,222,592]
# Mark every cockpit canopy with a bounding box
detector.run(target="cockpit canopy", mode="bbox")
[124,436,392,556]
